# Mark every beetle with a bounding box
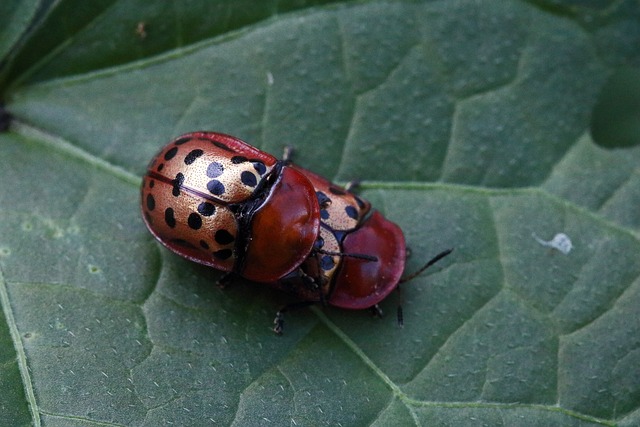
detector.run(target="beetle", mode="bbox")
[271,159,452,333]
[141,132,452,333]
[140,132,320,284]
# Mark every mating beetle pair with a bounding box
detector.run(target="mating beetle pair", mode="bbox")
[140,132,451,333]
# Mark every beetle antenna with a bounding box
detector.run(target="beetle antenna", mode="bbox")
[316,249,377,262]
[399,248,453,283]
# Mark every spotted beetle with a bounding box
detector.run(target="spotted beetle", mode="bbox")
[140,132,452,333]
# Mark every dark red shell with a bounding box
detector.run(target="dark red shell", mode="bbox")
[140,132,320,282]
[329,211,406,309]
[241,166,321,282]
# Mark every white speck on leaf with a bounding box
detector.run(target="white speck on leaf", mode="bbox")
[532,232,573,254]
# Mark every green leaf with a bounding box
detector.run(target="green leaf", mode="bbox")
[1,0,639,426]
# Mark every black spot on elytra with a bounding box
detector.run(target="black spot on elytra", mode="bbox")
[207,180,225,195]
[199,240,210,249]
[164,147,178,161]
[207,162,224,178]
[241,171,257,187]
[316,191,331,208]
[253,162,266,175]
[314,236,324,249]
[215,229,235,245]
[184,149,204,165]
[146,194,155,211]
[320,210,330,220]
[231,156,248,164]
[320,255,335,271]
[172,173,184,197]
[213,249,233,260]
[198,202,216,216]
[345,205,358,220]
[164,208,176,228]
[149,180,155,188]
[188,213,202,230]
[174,137,191,145]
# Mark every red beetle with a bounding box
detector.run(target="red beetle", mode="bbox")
[271,162,452,332]
[141,132,452,333]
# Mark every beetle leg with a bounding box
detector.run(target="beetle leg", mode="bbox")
[273,256,326,335]
[301,272,326,306]
[216,272,236,289]
[273,311,285,335]
[370,304,384,318]
[396,285,404,326]
[273,301,317,335]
